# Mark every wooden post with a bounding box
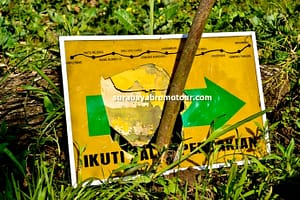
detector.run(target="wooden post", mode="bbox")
[155,0,216,151]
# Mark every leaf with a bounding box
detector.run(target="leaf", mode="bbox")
[84,7,97,19]
[285,138,295,159]
[275,50,289,62]
[115,182,139,200]
[114,9,137,33]
[250,16,261,27]
[135,175,152,184]
[265,14,276,25]
[235,159,248,199]
[0,143,9,152]
[22,85,49,96]
[0,121,8,136]
[206,109,270,144]
[48,10,65,24]
[226,163,237,195]
[44,96,54,113]
[166,179,177,194]
[296,120,300,129]
[249,156,268,172]
[2,147,25,176]
[265,153,282,161]
[162,4,180,20]
[32,66,61,96]
[276,143,286,155]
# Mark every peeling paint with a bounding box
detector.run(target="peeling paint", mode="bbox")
[101,63,170,146]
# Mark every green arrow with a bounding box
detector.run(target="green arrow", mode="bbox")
[182,77,245,129]
[86,95,110,136]
[86,78,245,136]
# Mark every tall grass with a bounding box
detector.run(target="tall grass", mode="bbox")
[0,0,299,199]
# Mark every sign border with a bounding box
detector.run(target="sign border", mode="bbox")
[59,31,268,186]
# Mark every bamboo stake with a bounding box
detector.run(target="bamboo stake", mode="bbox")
[155,0,216,151]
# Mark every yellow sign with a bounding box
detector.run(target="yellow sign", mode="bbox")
[59,32,268,185]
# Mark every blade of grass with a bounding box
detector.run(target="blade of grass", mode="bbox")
[11,173,22,200]
[115,182,139,200]
[234,158,248,199]
[205,109,270,144]
[2,146,25,176]
[153,109,269,178]
[32,65,62,98]
[225,163,237,199]
[103,185,124,200]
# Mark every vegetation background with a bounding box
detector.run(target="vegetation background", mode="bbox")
[0,0,299,199]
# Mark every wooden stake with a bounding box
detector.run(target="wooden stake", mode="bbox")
[155,0,216,151]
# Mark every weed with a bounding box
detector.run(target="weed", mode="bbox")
[0,0,299,199]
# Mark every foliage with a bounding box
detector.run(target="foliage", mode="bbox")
[0,121,26,200]
[0,0,299,199]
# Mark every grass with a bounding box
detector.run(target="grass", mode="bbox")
[0,0,299,199]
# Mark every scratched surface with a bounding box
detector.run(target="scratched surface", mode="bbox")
[60,33,267,183]
[101,63,170,146]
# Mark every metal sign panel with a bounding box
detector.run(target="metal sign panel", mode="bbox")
[59,32,268,186]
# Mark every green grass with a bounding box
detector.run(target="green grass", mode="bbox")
[0,0,299,199]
